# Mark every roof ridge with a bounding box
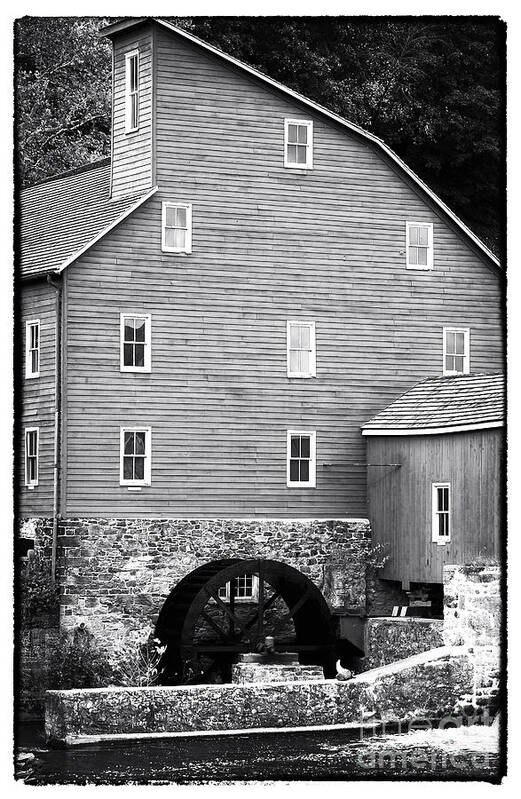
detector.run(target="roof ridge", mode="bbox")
[23,157,111,191]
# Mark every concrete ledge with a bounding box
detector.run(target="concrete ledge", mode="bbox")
[45,646,472,745]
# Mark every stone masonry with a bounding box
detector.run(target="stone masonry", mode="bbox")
[51,517,372,643]
[443,563,501,715]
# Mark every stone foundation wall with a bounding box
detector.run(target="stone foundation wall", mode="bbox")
[443,564,501,715]
[360,617,444,671]
[53,517,371,642]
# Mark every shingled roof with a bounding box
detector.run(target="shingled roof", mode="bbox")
[18,160,156,279]
[362,373,504,436]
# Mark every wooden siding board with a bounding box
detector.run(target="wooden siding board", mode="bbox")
[60,26,503,518]
[18,281,56,517]
[367,429,502,583]
[110,26,153,197]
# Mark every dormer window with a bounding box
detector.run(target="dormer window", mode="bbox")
[284,119,313,169]
[125,50,139,133]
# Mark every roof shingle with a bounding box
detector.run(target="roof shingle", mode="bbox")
[19,161,155,279]
[362,373,504,435]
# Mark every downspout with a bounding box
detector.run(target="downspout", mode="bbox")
[47,273,62,581]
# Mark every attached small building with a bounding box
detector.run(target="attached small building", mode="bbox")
[363,373,504,592]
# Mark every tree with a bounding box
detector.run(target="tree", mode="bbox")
[15,17,112,187]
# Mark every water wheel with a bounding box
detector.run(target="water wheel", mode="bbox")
[155,558,335,683]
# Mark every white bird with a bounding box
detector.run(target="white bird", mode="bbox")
[335,659,353,680]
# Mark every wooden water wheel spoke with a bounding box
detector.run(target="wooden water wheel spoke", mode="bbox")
[199,610,231,643]
[243,589,281,634]
[204,586,249,637]
[270,588,312,637]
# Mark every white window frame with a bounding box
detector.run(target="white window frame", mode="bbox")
[120,313,151,373]
[286,430,316,488]
[286,321,316,378]
[432,482,451,544]
[284,118,313,169]
[124,49,140,134]
[406,221,433,270]
[443,327,470,376]
[218,575,259,603]
[25,427,39,488]
[25,319,40,379]
[120,427,151,487]
[161,202,193,254]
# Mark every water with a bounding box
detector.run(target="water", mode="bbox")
[16,720,502,784]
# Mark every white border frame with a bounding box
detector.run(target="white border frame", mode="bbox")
[432,481,451,545]
[443,326,470,376]
[284,119,313,169]
[120,426,151,487]
[24,427,39,488]
[25,319,40,379]
[120,313,152,373]
[286,430,316,488]
[406,221,433,270]
[124,49,140,134]
[161,202,193,254]
[286,321,316,378]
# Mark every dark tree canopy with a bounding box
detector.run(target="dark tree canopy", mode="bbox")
[15,16,505,254]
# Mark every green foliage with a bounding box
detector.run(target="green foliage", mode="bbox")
[15,16,504,252]
[19,552,59,628]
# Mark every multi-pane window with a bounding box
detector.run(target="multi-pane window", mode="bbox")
[218,574,258,602]
[25,320,40,379]
[287,321,316,377]
[432,482,451,543]
[162,202,192,253]
[287,430,316,487]
[125,50,139,132]
[284,119,313,168]
[443,327,470,375]
[406,222,433,270]
[120,427,151,486]
[25,428,39,488]
[120,314,151,372]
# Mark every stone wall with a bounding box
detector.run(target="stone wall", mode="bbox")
[45,646,473,744]
[54,517,371,641]
[360,617,444,671]
[443,564,501,715]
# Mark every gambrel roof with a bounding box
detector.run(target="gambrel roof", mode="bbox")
[362,373,504,436]
[19,160,156,279]
[102,16,500,271]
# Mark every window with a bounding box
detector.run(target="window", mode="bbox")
[443,327,470,375]
[284,119,313,169]
[432,482,451,544]
[120,427,151,486]
[120,314,151,372]
[406,222,433,270]
[287,430,316,487]
[287,321,316,378]
[25,320,40,379]
[162,202,192,253]
[125,50,139,133]
[218,575,258,602]
[25,428,39,488]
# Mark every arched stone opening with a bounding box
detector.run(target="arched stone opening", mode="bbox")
[155,558,336,683]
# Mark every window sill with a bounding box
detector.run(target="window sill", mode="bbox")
[406,265,433,271]
[26,485,36,490]
[120,367,152,374]
[25,374,40,380]
[287,374,316,379]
